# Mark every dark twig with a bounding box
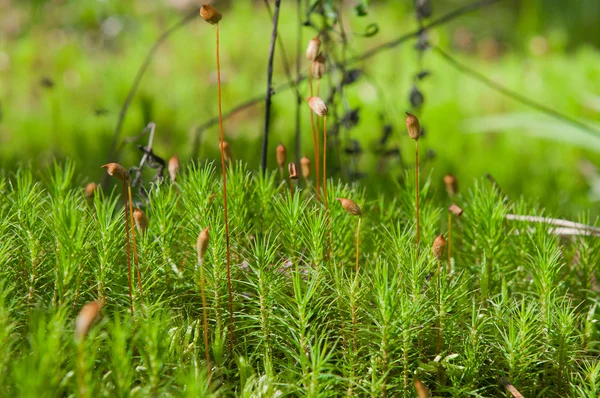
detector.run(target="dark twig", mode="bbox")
[130,122,156,189]
[263,0,303,164]
[506,214,600,236]
[104,9,198,186]
[263,0,301,101]
[261,0,282,174]
[433,45,600,139]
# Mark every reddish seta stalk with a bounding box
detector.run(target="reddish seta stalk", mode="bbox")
[122,181,134,316]
[215,24,234,356]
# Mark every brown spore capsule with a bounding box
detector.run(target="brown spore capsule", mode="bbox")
[200,4,222,25]
[311,53,326,79]
[101,163,129,182]
[288,163,298,180]
[444,174,458,196]
[276,143,287,169]
[449,203,464,216]
[414,378,431,398]
[301,155,311,179]
[432,234,447,260]
[84,182,96,202]
[220,140,232,162]
[197,226,210,261]
[305,36,321,61]
[336,198,362,216]
[133,208,149,234]
[307,96,328,116]
[405,112,421,141]
[168,155,180,183]
[75,300,103,342]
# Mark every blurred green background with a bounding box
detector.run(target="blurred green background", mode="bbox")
[0,0,599,216]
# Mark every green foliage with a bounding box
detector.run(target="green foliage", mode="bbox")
[1,1,599,218]
[0,161,598,396]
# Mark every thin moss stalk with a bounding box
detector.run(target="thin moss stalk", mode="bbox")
[123,180,134,315]
[127,185,143,299]
[102,163,134,315]
[447,204,463,276]
[288,162,298,198]
[432,234,447,355]
[197,227,211,382]
[309,109,320,198]
[406,113,421,249]
[201,4,234,355]
[336,197,362,271]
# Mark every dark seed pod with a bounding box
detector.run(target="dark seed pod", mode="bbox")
[432,234,447,260]
[384,146,401,158]
[348,171,367,180]
[449,203,463,216]
[336,198,362,216]
[75,300,103,342]
[416,70,431,80]
[200,4,222,25]
[415,0,433,20]
[415,30,430,51]
[342,108,360,129]
[379,124,393,145]
[101,163,129,182]
[344,140,362,156]
[405,112,421,141]
[444,174,458,196]
[288,163,298,180]
[40,77,54,89]
[410,85,425,108]
[342,69,363,85]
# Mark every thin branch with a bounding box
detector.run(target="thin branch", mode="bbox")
[433,46,600,139]
[506,214,600,235]
[261,0,282,173]
[104,9,198,185]
[263,0,301,100]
